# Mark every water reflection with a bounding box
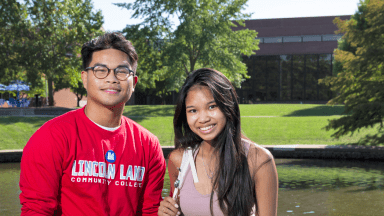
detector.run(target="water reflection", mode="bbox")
[276,159,384,215]
[1,159,384,215]
[276,159,384,191]
[0,163,21,216]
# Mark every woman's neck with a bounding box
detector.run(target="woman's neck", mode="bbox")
[201,140,216,156]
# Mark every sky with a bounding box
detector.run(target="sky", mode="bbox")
[91,0,362,32]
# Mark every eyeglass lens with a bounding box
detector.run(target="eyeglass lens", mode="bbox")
[93,66,131,80]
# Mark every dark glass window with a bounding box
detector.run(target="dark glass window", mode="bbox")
[318,54,333,100]
[238,54,333,103]
[281,55,292,100]
[240,56,267,103]
[266,56,280,101]
[292,55,305,100]
[305,55,318,100]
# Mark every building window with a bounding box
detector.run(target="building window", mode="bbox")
[258,34,343,43]
[283,36,302,43]
[302,35,322,42]
[263,37,283,43]
[322,34,343,41]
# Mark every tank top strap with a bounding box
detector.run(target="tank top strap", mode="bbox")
[241,138,252,157]
[193,146,200,159]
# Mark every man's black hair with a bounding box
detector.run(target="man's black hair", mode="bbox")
[81,32,138,73]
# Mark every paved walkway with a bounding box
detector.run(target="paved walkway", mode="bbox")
[3,144,384,163]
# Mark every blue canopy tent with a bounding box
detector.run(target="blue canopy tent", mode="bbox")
[5,80,30,107]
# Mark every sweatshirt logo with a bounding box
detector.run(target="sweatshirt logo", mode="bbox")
[71,160,145,188]
[105,150,116,163]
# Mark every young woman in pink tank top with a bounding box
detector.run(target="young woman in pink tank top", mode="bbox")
[158,68,278,216]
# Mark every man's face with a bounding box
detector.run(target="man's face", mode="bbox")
[81,48,137,108]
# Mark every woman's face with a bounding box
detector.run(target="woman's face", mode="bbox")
[185,85,227,143]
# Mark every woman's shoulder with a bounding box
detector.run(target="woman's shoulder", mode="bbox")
[168,148,185,169]
[241,138,274,167]
[169,144,200,168]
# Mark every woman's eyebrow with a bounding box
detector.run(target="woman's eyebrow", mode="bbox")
[186,100,215,109]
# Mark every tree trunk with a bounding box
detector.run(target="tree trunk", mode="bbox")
[76,93,83,107]
[190,58,195,72]
[48,77,54,106]
[162,92,167,105]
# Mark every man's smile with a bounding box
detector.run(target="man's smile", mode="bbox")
[100,86,122,94]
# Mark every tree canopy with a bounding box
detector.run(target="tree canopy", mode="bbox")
[319,0,384,145]
[117,0,259,100]
[20,0,103,106]
[0,1,29,86]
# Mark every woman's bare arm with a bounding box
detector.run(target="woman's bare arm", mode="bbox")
[248,146,278,216]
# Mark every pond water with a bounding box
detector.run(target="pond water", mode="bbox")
[1,159,384,215]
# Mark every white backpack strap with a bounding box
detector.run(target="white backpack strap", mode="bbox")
[187,149,199,183]
[172,146,199,200]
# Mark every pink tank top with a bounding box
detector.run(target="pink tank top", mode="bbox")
[179,139,253,215]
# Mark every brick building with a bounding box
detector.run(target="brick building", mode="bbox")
[232,15,351,103]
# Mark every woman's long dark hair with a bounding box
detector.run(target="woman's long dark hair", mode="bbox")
[174,68,256,215]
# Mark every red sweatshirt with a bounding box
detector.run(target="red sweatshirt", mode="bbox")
[19,107,166,215]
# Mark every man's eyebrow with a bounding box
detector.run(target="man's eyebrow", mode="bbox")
[92,63,107,67]
[117,64,130,68]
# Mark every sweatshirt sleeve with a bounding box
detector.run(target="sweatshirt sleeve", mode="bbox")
[19,123,65,215]
[138,137,166,216]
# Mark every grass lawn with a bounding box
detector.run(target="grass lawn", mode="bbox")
[241,116,379,145]
[0,117,54,150]
[124,104,347,117]
[0,104,380,150]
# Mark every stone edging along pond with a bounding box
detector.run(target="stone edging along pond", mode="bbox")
[2,145,384,163]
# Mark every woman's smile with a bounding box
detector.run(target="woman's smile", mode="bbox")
[199,124,216,133]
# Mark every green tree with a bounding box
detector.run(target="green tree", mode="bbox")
[121,24,183,104]
[0,1,29,85]
[121,25,163,91]
[0,1,43,100]
[22,0,103,106]
[117,0,259,101]
[319,0,384,145]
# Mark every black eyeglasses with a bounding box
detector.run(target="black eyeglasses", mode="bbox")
[85,65,134,81]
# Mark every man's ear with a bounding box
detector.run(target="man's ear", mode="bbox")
[134,76,138,87]
[81,71,88,91]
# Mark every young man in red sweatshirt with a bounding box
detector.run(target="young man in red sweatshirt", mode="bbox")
[19,32,166,215]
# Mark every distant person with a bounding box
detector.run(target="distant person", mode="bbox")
[159,68,278,216]
[19,32,166,215]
